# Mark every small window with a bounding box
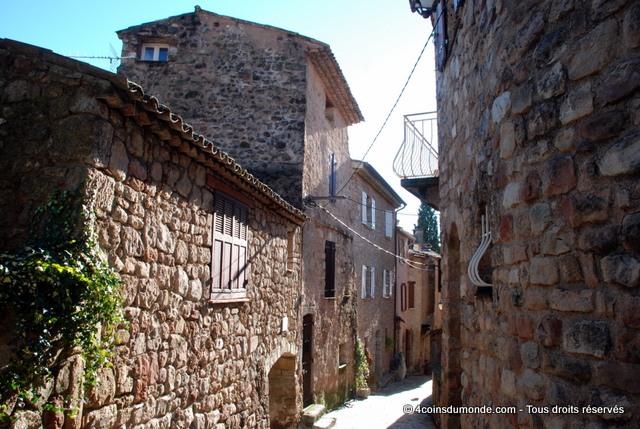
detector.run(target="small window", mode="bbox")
[141,43,169,61]
[210,192,249,303]
[361,265,375,299]
[325,241,336,298]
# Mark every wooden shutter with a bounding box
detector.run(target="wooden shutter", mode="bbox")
[211,192,249,301]
[361,265,368,298]
[325,241,336,298]
[370,266,376,298]
[408,281,415,309]
[371,199,376,229]
[362,192,368,225]
[385,210,393,238]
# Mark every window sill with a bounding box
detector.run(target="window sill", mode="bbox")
[209,289,249,304]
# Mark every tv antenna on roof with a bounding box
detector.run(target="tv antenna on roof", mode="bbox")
[67,43,133,72]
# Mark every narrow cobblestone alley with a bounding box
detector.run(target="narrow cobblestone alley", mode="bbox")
[317,376,437,429]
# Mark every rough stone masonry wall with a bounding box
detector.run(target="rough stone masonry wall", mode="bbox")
[0,41,303,429]
[117,9,317,206]
[435,1,640,428]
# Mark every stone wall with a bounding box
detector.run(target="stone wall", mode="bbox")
[349,167,399,386]
[434,1,640,428]
[0,39,304,429]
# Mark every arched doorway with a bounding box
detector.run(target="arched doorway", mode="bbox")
[269,354,298,429]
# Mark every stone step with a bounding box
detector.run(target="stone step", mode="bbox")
[312,416,336,429]
[302,404,326,427]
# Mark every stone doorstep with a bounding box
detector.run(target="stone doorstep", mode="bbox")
[379,372,399,388]
[302,404,326,427]
[312,416,337,429]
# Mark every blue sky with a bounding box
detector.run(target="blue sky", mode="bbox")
[0,0,437,230]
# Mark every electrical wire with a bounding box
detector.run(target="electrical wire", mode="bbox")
[337,3,446,195]
[311,201,436,271]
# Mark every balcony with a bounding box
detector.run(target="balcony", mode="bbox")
[393,112,440,209]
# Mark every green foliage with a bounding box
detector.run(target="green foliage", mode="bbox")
[0,182,124,421]
[415,203,440,252]
[354,340,369,390]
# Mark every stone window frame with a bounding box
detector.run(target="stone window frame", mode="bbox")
[209,190,250,304]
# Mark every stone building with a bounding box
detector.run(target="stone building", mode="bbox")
[395,228,441,376]
[406,1,640,428]
[115,7,365,410]
[0,38,306,429]
[349,160,405,387]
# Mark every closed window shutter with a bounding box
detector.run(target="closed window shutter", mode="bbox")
[212,193,248,297]
[371,199,376,229]
[385,210,393,237]
[370,266,376,298]
[361,265,368,298]
[325,241,336,298]
[362,192,368,225]
[408,281,415,309]
[329,152,337,199]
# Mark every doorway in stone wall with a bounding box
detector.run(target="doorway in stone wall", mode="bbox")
[269,354,297,429]
[302,314,314,406]
[374,330,382,376]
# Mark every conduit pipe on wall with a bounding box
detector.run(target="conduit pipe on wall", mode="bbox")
[467,207,492,287]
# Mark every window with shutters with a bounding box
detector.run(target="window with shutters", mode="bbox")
[210,192,249,303]
[361,265,375,299]
[325,241,336,298]
[400,283,407,311]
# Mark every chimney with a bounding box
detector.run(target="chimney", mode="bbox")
[413,228,424,244]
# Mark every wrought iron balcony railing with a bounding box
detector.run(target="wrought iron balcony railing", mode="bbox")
[393,112,438,179]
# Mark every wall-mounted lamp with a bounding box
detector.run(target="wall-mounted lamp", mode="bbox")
[409,0,433,19]
[438,299,443,310]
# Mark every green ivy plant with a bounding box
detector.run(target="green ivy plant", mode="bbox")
[0,182,124,425]
[354,340,370,390]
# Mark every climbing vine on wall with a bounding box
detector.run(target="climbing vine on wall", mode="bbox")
[354,340,370,390]
[0,182,124,424]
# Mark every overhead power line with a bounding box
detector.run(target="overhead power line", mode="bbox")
[338,4,445,195]
[309,201,436,271]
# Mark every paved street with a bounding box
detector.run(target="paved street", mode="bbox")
[321,376,437,429]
